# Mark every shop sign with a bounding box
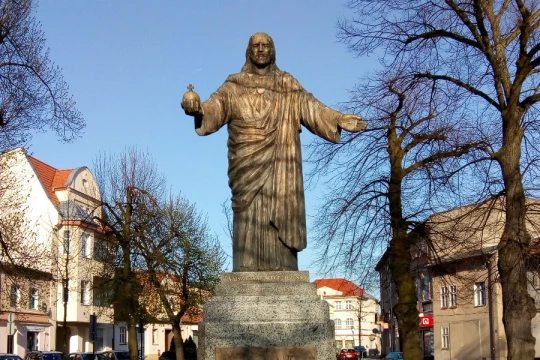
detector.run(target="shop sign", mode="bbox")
[24,326,45,332]
[420,316,433,327]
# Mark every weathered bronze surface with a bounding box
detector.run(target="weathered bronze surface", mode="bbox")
[214,345,317,360]
[181,32,366,272]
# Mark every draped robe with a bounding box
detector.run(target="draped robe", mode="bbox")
[194,70,344,271]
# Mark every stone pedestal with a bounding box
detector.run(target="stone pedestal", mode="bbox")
[197,271,336,360]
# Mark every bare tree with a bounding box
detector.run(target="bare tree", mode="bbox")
[309,74,484,358]
[138,194,225,360]
[0,0,84,149]
[93,147,165,360]
[337,1,540,357]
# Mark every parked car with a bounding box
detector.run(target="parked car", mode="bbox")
[68,353,107,360]
[97,352,129,360]
[24,352,65,360]
[0,354,23,360]
[354,346,367,358]
[337,348,359,360]
[384,352,404,360]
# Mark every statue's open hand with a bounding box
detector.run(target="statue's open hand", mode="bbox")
[339,114,367,133]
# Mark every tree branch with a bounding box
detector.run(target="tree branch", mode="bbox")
[414,73,500,109]
[404,29,480,49]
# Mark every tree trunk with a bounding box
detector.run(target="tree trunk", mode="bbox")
[62,301,68,353]
[389,231,421,360]
[124,186,142,360]
[497,110,536,359]
[127,316,140,360]
[172,319,185,360]
[388,198,421,356]
[387,121,422,360]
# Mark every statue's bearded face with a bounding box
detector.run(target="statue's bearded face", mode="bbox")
[249,34,273,68]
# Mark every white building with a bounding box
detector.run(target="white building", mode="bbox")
[0,148,115,354]
[0,148,201,357]
[315,278,381,355]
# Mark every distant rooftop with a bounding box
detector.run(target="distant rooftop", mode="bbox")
[314,278,365,297]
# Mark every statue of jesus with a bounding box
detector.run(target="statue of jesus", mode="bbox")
[181,32,366,272]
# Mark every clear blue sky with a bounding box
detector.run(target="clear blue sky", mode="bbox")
[30,0,377,277]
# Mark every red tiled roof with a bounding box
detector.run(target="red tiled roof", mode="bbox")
[181,312,203,324]
[28,156,74,206]
[52,169,72,189]
[314,278,365,297]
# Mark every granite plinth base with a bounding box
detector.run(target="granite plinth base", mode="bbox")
[197,271,336,360]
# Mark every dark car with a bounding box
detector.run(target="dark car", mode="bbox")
[97,352,129,360]
[24,352,65,360]
[337,348,359,360]
[68,353,107,360]
[354,346,367,358]
[0,354,23,360]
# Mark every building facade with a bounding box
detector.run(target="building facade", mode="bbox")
[376,199,540,359]
[0,266,54,353]
[315,278,381,355]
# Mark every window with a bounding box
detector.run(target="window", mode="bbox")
[10,285,20,307]
[62,279,69,304]
[93,277,112,307]
[119,326,127,344]
[533,273,540,289]
[81,233,90,257]
[81,280,91,305]
[29,288,38,310]
[346,318,354,328]
[334,318,342,329]
[345,300,352,310]
[441,326,450,349]
[417,272,432,302]
[440,287,449,308]
[62,230,71,254]
[335,301,342,310]
[441,285,457,308]
[450,285,457,307]
[152,328,158,344]
[94,238,110,261]
[474,282,486,306]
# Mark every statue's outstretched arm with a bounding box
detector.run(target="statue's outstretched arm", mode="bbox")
[181,84,229,136]
[300,92,366,142]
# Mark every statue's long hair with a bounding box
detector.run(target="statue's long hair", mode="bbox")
[241,32,280,73]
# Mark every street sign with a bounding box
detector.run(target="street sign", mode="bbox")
[89,313,97,342]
